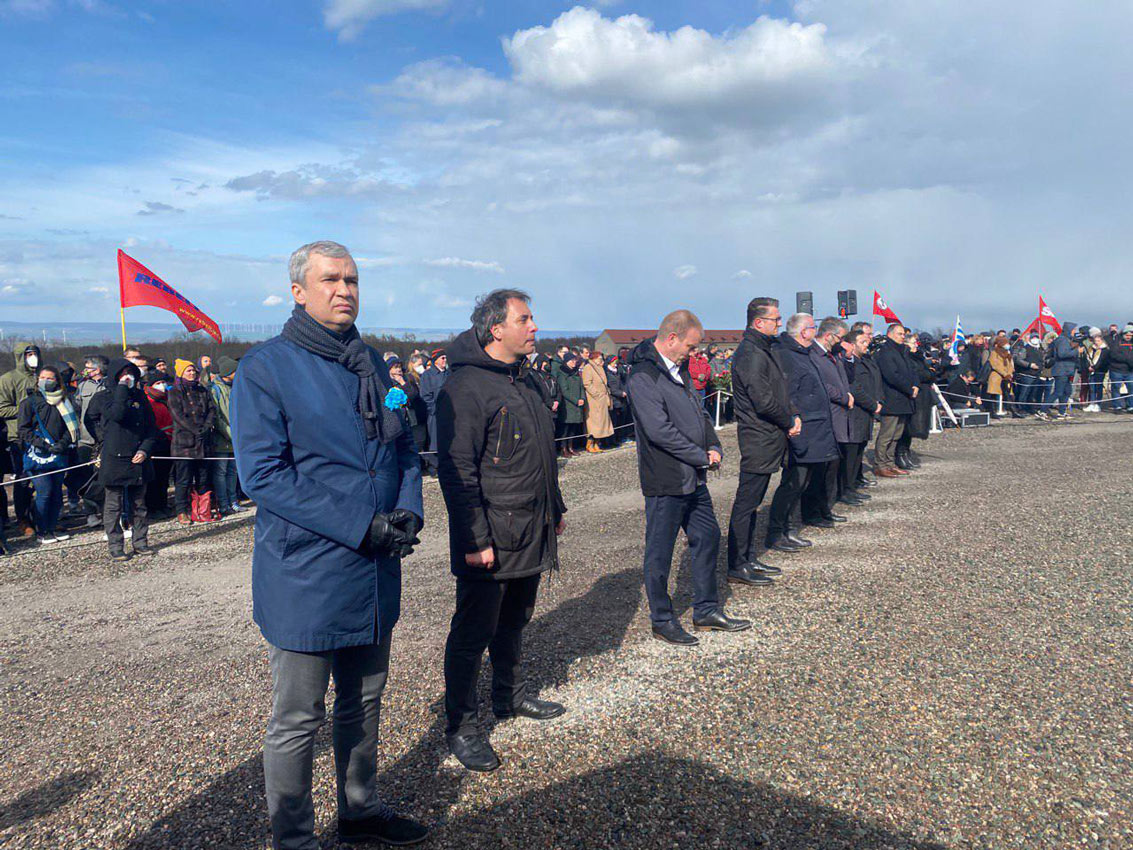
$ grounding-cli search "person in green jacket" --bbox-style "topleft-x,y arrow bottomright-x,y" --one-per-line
0,341 -> 42,537
555,352 -> 585,457
209,356 -> 244,515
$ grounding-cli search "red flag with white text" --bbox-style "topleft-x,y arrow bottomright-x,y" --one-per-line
117,250 -> 222,343
872,290 -> 902,325
1021,295 -> 1062,337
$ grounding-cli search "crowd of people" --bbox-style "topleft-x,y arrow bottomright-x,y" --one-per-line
3,236 -> 1128,848
0,345 -> 244,556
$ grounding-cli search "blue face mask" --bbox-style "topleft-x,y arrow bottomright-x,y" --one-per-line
38,379 -> 58,393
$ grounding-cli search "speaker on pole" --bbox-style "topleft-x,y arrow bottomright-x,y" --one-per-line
796,291 -> 813,315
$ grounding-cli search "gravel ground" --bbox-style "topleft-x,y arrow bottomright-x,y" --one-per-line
1,414 -> 1131,849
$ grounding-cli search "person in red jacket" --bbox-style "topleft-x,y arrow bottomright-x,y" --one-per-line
687,348 -> 711,401
142,372 -> 174,518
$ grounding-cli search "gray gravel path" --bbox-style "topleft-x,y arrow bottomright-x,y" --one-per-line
1,415 -> 1130,849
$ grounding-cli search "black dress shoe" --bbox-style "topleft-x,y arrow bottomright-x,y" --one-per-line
747,559 -> 782,576
651,620 -> 699,646
339,807 -> 429,846
895,455 -> 915,471
494,697 -> 565,721
765,536 -> 802,553
837,494 -> 866,507
847,489 -> 871,500
804,518 -> 835,529
447,733 -> 501,772
856,477 -> 878,488
692,610 -> 753,633
727,564 -> 774,586
784,532 -> 812,547
823,513 -> 848,523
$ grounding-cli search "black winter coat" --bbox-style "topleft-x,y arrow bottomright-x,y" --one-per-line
773,334 -> 838,464
907,352 -> 940,440
17,391 -> 74,454
809,343 -> 852,444
626,339 -> 721,496
87,359 -> 158,487
846,353 -> 882,444
1109,337 -> 1133,372
168,379 -> 215,459
436,330 -> 566,581
606,366 -> 628,411
875,338 -> 918,416
730,328 -> 793,474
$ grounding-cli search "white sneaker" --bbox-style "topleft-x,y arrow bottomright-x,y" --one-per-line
53,532 -> 71,542
36,536 -> 50,546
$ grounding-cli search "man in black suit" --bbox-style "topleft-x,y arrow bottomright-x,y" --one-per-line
726,297 -> 800,585
873,324 -> 919,478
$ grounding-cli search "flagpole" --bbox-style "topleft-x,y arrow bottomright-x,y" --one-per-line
120,306 -> 127,352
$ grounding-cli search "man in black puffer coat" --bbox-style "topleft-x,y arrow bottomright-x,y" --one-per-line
86,358 -> 158,560
726,297 -> 798,583
437,289 -> 568,773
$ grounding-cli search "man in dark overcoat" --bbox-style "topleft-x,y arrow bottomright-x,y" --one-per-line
231,240 -> 426,850
873,323 -> 919,478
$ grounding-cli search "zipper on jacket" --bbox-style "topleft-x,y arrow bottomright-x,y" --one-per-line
493,406 -> 509,463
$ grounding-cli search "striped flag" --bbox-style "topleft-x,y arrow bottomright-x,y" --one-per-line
948,315 -> 964,360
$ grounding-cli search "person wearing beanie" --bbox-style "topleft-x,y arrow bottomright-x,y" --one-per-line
0,342 -> 44,538
210,356 -> 242,515
418,349 -> 449,475
1108,324 -> 1133,413
16,364 -> 78,544
168,360 -> 217,523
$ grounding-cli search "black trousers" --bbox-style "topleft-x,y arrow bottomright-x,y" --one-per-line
642,484 -> 721,626
767,460 -> 822,539
726,471 -> 772,569
104,485 -> 148,555
173,458 -> 211,514
801,459 -> 836,522
840,441 -> 866,497
146,457 -> 173,513
443,574 -> 540,737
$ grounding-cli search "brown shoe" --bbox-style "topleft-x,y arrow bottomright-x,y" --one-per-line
875,467 -> 902,478
20,521 -> 36,538
893,467 -> 911,476
177,513 -> 192,526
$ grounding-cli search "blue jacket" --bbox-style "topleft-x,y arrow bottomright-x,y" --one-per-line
773,333 -> 839,464
1050,323 -> 1079,378
231,335 -> 422,652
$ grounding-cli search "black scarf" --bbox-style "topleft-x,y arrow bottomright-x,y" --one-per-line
281,305 -> 403,443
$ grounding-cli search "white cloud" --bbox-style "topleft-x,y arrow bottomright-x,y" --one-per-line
673,264 -> 697,280
262,294 -> 285,307
324,0 -> 449,40
732,270 -> 752,279
503,7 -> 837,111
87,285 -> 110,296
424,257 -> 505,273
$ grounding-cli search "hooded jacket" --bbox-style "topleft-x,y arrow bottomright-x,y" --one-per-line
1049,323 -> 1079,377
730,328 -> 793,474
1109,334 -> 1133,373
626,338 -> 721,496
0,342 -> 41,441
86,359 -> 158,488
773,333 -> 839,464
436,329 -> 566,581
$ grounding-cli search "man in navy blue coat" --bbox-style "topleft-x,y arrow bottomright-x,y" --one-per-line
232,241 -> 427,850
873,323 -> 919,477
765,313 -> 841,551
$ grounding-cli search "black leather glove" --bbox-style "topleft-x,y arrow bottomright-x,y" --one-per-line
388,509 -> 424,539
365,511 -> 419,559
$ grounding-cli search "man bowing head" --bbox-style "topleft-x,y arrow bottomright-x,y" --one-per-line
231,241 -> 427,849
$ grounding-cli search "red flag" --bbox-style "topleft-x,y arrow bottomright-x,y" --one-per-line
117,250 -> 222,343
1038,295 -> 1062,334
872,290 -> 902,325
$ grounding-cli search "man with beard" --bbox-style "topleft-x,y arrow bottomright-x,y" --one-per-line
726,297 -> 799,586
437,289 -> 567,773
231,240 -> 426,849
629,309 -> 751,646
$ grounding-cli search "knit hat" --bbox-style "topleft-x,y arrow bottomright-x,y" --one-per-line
174,358 -> 195,378
431,348 -> 446,359
215,355 -> 238,377
1124,323 -> 1133,334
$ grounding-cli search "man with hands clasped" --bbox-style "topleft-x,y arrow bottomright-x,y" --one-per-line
437,289 -> 568,773
231,241 -> 426,850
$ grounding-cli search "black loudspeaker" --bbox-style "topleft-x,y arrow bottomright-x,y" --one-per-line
796,291 -> 813,315
837,291 -> 848,318
846,289 -> 858,315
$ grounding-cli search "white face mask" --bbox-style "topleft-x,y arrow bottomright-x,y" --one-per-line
120,375 -> 136,389
414,365 -> 426,375
25,353 -> 38,369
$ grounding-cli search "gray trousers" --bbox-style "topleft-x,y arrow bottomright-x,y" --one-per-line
103,485 -> 148,554
873,415 -> 906,468
264,637 -> 391,850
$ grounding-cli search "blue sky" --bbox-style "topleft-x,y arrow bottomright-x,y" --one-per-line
2,0 -> 1131,334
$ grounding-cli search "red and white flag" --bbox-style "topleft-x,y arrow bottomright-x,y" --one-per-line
872,290 -> 902,325
1022,295 -> 1062,337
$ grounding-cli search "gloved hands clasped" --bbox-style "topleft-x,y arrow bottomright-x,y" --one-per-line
364,509 -> 424,558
